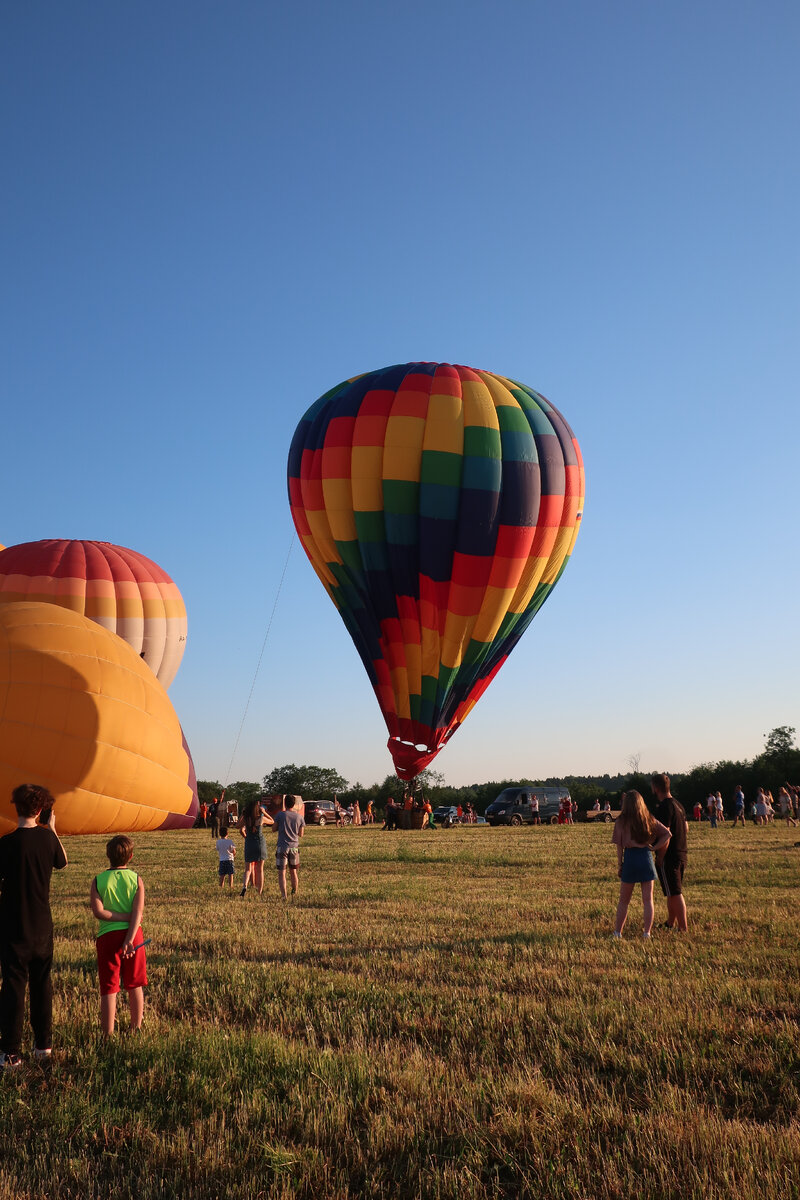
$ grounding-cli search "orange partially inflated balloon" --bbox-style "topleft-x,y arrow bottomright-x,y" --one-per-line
0,602 -> 198,835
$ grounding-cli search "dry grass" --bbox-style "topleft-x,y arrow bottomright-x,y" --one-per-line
1,821 -> 798,1198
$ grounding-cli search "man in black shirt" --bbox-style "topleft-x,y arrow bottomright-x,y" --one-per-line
650,772 -> 688,931
0,784 -> 68,1067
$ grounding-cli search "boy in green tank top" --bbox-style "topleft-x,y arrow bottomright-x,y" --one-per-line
89,836 -> 147,1035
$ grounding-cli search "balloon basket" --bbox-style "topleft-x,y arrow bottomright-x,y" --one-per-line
400,811 -> 428,830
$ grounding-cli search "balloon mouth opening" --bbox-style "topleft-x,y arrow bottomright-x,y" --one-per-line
387,736 -> 444,781
388,737 -> 437,755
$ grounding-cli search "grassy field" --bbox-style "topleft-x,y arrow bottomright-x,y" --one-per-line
2,819 -> 799,1199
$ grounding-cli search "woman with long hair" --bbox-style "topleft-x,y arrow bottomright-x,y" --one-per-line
239,800 -> 273,897
611,791 -> 671,939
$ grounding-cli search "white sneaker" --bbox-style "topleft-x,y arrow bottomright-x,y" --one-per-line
611,930 -> 622,939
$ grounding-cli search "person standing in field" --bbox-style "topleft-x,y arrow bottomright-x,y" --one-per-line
0,784 -> 68,1068
732,785 -> 746,827
89,835 -> 146,1036
650,773 -> 689,931
272,796 -> 304,900
216,824 -> 236,887
611,790 -> 671,939
239,801 -> 272,897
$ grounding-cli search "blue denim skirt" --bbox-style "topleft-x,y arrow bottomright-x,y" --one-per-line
621,847 -> 657,883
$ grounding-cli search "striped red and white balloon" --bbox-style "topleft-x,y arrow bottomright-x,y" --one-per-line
0,539 -> 187,688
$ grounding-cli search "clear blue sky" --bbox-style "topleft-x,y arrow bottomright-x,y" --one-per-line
4,1 -> 799,789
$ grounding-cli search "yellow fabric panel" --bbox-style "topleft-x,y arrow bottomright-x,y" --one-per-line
422,392 -> 464,454
461,376 -> 501,430
84,597 -> 123,620
304,511 -> 341,565
0,602 -> 193,835
382,416 -> 426,480
472,585 -> 517,643
351,446 -> 384,511
401,641 -> 421,694
475,372 -> 516,407
508,554 -> 553,615
420,625 -> 441,679
388,667 -> 411,720
541,526 -> 575,583
440,626 -> 471,671
321,477 -> 357,542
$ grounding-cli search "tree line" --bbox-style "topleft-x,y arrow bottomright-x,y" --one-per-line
197,727 -> 800,817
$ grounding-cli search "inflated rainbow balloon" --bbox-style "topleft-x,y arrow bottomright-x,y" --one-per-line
288,362 -> 585,780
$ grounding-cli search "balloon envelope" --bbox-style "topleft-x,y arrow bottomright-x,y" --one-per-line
0,602 -> 198,834
0,540 -> 187,687
288,362 -> 585,779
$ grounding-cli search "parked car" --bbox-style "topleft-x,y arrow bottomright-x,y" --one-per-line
433,805 -> 461,827
484,785 -> 572,826
303,799 -> 339,826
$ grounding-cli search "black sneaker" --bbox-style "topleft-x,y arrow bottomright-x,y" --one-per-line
240,887 -> 247,897
0,1053 -> 23,1069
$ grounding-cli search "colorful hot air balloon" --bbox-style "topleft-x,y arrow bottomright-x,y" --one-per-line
0,602 -> 198,834
288,362 -> 585,780
0,540 -> 187,688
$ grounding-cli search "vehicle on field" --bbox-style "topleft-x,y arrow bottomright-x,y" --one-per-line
584,806 -> 617,824
433,805 -> 462,827
303,799 -> 348,826
485,786 -> 572,826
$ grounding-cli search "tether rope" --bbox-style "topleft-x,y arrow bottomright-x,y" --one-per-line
223,534 -> 295,787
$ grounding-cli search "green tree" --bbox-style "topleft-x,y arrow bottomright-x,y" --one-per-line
197,780 -> 223,806
764,726 -> 797,758
225,781 -> 262,808
262,764 -> 348,800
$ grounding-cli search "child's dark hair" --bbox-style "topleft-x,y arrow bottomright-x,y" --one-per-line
220,824 -> 229,837
106,835 -> 134,868
11,783 -> 54,818
284,795 -> 296,809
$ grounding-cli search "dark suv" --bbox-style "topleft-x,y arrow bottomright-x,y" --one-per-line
303,800 -> 338,826
485,786 -> 571,826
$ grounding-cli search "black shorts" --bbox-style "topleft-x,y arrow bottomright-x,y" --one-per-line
657,857 -> 686,897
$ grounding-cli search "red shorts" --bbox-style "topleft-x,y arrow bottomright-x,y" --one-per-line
96,928 -> 148,995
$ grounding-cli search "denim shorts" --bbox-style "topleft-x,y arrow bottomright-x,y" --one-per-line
620,847 -> 657,883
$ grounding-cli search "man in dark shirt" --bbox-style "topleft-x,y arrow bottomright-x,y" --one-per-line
650,772 -> 688,931
0,784 -> 68,1067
